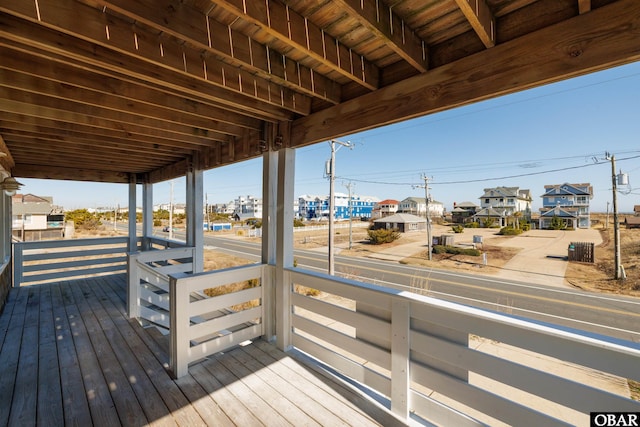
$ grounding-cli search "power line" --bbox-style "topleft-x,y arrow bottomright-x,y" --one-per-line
338,154 -> 640,187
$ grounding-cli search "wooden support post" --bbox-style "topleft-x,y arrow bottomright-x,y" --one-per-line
142,182 -> 153,250
127,252 -> 140,318
128,177 -> 137,252
262,148 -> 278,340
275,146 -> 295,351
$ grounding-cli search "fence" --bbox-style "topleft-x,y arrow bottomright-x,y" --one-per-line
13,237 -> 131,286
568,241 -> 595,263
287,268 -> 640,426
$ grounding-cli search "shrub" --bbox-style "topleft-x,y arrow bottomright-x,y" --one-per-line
464,222 -> 480,228
451,224 -> 464,233
293,218 -> 305,227
520,221 -> 531,231
367,228 -> 401,244
433,245 -> 481,256
498,226 -> 522,235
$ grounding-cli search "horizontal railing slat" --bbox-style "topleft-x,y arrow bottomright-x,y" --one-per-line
189,287 -> 262,317
189,306 -> 262,341
188,324 -> 262,365
23,264 -> 125,282
292,314 -> 391,369
23,255 -> 127,272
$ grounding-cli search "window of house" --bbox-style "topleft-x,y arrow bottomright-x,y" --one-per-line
24,214 -> 32,224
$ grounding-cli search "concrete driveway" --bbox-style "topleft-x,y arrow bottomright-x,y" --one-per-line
491,229 -> 603,287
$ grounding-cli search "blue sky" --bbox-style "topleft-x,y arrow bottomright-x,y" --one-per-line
19,61 -> 640,213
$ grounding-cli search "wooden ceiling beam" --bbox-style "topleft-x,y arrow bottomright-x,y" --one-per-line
453,0 -> 495,48
80,0 -> 341,104
211,0 -> 379,90
0,87 -> 228,144
0,66 -> 249,138
0,2 -> 310,117
12,163 -> 131,183
0,129 -> 185,161
0,115 -> 205,153
291,0 -> 640,145
331,0 -> 428,72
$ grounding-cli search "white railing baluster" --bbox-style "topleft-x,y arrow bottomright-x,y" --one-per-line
391,299 -> 410,420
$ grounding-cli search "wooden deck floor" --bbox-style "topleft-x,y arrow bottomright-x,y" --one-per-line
0,274 -> 399,427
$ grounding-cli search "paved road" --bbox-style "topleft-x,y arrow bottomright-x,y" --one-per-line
201,234 -> 640,344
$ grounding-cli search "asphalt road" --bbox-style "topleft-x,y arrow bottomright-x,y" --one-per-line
199,234 -> 640,344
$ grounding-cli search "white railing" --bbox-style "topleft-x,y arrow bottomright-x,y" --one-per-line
13,237 -> 131,286
128,246 -> 195,331
169,264 -> 265,378
288,269 -> 640,426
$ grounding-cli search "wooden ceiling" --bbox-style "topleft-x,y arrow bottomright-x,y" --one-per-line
0,0 -> 638,184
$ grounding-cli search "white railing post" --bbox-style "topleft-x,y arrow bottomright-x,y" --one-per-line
12,242 -> 23,287
127,252 -> 140,318
170,274 -> 189,378
391,299 -> 410,420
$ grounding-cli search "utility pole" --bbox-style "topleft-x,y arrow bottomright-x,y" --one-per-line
414,175 -> 433,260
327,139 -> 353,275
344,181 -> 355,250
169,180 -> 174,240
607,153 -> 625,280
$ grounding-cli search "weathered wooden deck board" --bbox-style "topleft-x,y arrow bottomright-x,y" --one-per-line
0,274 -> 389,427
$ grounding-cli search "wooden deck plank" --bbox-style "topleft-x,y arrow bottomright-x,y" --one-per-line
60,281 -> 122,427
9,286 -> 40,427
67,279 -> 149,426
77,279 -> 177,427
0,285 -> 18,350
50,282 -> 94,427
250,340 -> 395,427
214,346 -> 323,427
0,287 -> 30,427
231,344 -> 353,427
191,362 -> 262,426
94,275 -> 216,427
36,284 -> 64,427
200,355 -> 294,426
0,275 -> 393,427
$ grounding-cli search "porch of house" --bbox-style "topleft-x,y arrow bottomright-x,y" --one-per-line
0,273 -> 398,427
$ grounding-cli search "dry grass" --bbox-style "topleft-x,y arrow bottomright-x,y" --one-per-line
565,215 -> 640,297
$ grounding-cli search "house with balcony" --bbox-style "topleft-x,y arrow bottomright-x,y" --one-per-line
474,186 -> 532,226
451,201 -> 478,224
1,3 -> 639,427
398,196 -> 445,218
371,199 -> 399,219
539,183 -> 593,229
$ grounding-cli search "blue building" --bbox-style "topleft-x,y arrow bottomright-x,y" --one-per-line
298,193 -> 379,220
539,183 -> 593,229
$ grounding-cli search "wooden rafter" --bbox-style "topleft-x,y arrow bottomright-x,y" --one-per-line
453,0 -> 495,48
210,0 -> 380,90
291,1 -> 640,145
329,0 -> 428,72
0,0 -> 311,116
79,0 -> 342,104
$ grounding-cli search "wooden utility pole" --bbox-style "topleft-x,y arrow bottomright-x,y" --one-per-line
344,181 -> 355,250
608,153 -> 625,280
414,175 -> 433,260
327,139 -> 353,275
